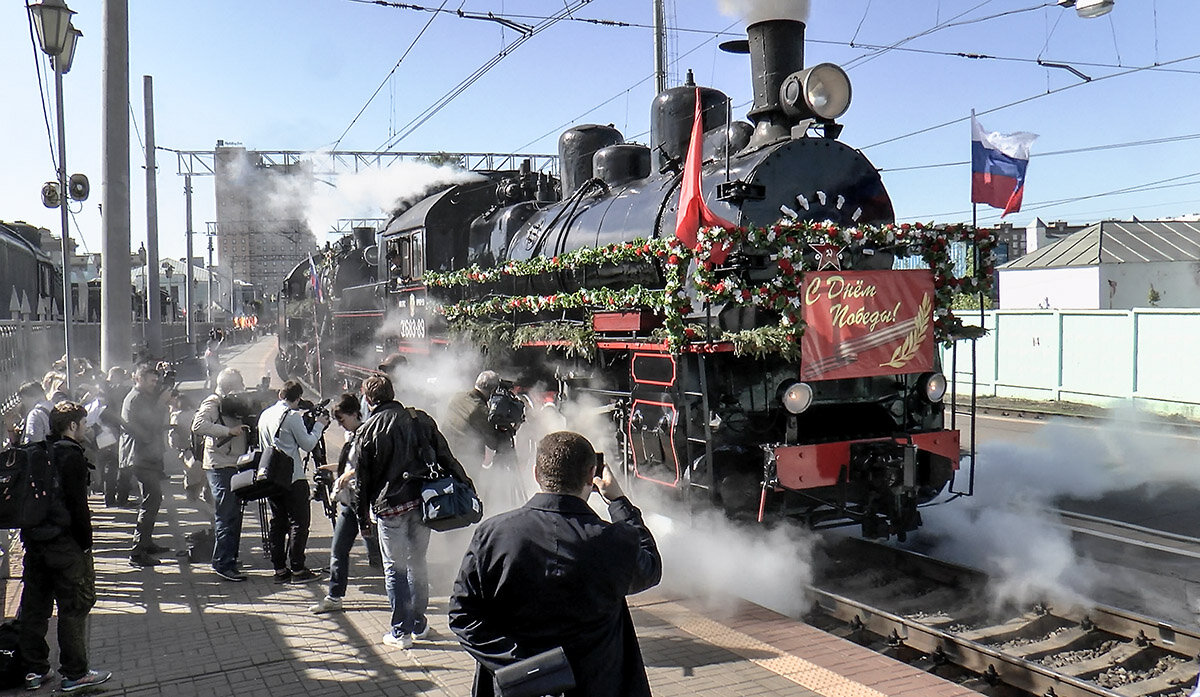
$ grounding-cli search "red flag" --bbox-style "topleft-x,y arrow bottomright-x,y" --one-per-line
674,88 -> 734,264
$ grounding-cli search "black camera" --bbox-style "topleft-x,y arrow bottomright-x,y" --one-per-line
486,380 -> 526,433
298,398 -> 331,424
220,392 -> 271,434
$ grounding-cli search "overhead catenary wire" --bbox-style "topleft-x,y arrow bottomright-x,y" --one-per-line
375,0 -> 593,152
331,0 -> 448,150
25,1 -> 57,175
881,132 -> 1200,173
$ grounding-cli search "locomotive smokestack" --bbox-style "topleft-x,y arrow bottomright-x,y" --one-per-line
745,19 -> 805,147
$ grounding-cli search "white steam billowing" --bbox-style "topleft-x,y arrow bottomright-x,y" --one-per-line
718,0 -> 810,24
922,407 -> 1200,614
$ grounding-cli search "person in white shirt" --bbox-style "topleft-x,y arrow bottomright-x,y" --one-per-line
257,380 -> 330,583
17,382 -> 51,445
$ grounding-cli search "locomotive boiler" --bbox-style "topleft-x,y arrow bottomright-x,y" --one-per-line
286,19 -> 987,539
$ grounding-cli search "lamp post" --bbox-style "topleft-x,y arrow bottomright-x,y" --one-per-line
1057,0 -> 1115,18
30,0 -> 80,391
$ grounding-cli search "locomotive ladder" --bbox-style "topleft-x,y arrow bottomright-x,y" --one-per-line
677,354 -> 715,496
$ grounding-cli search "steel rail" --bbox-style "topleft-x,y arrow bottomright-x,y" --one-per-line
1053,508 -> 1200,560
808,586 -> 1128,697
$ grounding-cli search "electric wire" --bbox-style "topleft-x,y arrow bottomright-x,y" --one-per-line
25,1 -> 57,175
880,132 -> 1200,173
331,0 -> 447,150
863,49 -> 1200,151
375,0 -> 592,152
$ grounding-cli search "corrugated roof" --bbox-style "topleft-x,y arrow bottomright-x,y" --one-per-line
999,220 -> 1200,269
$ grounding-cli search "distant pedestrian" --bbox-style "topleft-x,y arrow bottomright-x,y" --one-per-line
100,367 -> 133,507
17,381 -> 51,445
17,401 -> 113,692
121,364 -> 170,568
450,431 -> 662,697
204,330 -> 223,390
310,393 -> 382,614
356,375 -> 473,649
258,380 -> 329,584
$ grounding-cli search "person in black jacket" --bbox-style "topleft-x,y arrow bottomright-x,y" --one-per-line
355,375 -> 473,649
17,402 -> 112,692
449,431 -> 662,697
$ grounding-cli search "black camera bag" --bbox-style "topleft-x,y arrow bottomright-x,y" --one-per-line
493,646 -> 575,697
233,411 -> 295,501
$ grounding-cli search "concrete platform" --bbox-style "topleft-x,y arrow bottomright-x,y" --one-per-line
1,337 -> 980,696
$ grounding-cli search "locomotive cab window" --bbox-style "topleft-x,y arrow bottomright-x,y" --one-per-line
411,231 -> 425,278
385,237 -> 411,281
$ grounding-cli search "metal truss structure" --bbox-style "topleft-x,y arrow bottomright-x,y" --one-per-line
167,147 -> 557,179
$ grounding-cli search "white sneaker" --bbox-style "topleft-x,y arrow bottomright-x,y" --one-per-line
382,630 -> 413,649
309,596 -> 343,614
413,626 -> 432,641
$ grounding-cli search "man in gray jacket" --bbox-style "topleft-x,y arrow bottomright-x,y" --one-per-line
192,368 -> 252,582
121,364 -> 170,568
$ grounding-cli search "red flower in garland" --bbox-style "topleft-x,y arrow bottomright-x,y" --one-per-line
777,258 -> 794,275
740,289 -> 752,302
668,254 -> 680,265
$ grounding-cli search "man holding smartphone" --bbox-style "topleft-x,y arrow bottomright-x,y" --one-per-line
449,431 -> 662,697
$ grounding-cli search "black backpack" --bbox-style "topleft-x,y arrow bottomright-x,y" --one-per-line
0,621 -> 22,689
0,442 -> 62,532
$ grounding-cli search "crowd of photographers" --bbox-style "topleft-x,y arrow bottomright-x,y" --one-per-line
3,352 -> 663,696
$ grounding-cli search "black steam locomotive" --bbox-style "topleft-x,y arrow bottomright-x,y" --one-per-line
279,20 -> 989,539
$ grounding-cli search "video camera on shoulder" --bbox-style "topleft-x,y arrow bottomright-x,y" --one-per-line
156,361 -> 178,391
219,392 -> 271,433
486,379 -> 526,433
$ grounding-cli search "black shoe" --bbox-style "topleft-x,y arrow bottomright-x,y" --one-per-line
145,543 -> 172,555
273,569 -> 292,584
288,568 -> 322,584
214,567 -> 248,582
129,553 -> 161,568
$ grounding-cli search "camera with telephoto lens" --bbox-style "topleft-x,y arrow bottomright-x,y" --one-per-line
486,380 -> 526,433
219,391 -> 272,435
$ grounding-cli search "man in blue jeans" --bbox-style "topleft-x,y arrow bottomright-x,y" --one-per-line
310,393 -> 381,613
355,375 -> 473,649
192,368 -> 252,581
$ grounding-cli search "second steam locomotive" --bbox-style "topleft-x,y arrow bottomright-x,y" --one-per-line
279,19 -> 989,539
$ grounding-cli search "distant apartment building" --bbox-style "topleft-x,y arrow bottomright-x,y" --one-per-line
214,143 -> 318,298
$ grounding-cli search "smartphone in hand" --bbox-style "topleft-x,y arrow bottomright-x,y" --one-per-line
594,452 -> 605,478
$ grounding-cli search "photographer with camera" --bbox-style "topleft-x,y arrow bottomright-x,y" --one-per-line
191,368 -> 252,582
310,393 -> 382,615
444,371 -> 525,465
258,381 -> 330,584
449,432 -> 661,697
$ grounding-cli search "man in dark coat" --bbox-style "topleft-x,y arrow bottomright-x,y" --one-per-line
449,431 -> 662,697
120,364 -> 169,567
18,401 -> 112,692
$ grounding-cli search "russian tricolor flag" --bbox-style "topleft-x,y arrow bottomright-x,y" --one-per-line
971,113 -> 1037,217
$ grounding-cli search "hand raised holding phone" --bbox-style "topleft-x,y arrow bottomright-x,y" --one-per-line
593,451 -> 624,502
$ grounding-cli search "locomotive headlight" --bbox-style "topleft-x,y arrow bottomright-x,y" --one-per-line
780,381 -> 814,414
917,372 -> 948,403
780,63 -> 852,121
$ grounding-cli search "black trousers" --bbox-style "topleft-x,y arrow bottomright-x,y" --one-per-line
267,480 -> 311,572
131,467 -> 164,553
17,535 -> 96,680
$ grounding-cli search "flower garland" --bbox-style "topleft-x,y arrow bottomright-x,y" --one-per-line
426,222 -> 996,354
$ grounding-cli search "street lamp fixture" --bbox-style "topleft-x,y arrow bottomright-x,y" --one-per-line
59,25 -> 82,74
30,0 -> 80,391
28,0 -> 75,57
1057,0 -> 1115,19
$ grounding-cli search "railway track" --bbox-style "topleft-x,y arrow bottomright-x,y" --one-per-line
809,537 -> 1200,697
1053,509 -> 1200,561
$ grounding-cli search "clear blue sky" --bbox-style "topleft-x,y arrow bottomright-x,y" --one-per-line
3,0 -> 1198,264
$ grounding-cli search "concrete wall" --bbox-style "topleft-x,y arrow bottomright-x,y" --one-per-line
998,266 -> 1099,309
1100,261 -> 1200,309
946,308 -> 1200,419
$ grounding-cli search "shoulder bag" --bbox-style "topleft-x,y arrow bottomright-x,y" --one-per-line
232,410 -> 295,501
419,468 -> 483,531
493,646 -> 575,697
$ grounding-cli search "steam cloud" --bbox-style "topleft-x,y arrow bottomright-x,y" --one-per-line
718,0 -> 810,24
921,406 -> 1200,615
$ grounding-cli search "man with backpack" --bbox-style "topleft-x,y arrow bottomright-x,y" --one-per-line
356,375 -> 474,649
17,401 -> 112,692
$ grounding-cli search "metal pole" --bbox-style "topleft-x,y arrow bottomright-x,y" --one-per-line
652,0 -> 668,94
100,0 -> 131,370
184,174 -> 195,352
207,233 -> 215,323
54,57 -> 73,392
143,75 -> 162,357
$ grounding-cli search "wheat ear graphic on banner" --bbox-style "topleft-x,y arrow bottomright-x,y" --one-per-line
881,293 -> 931,369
